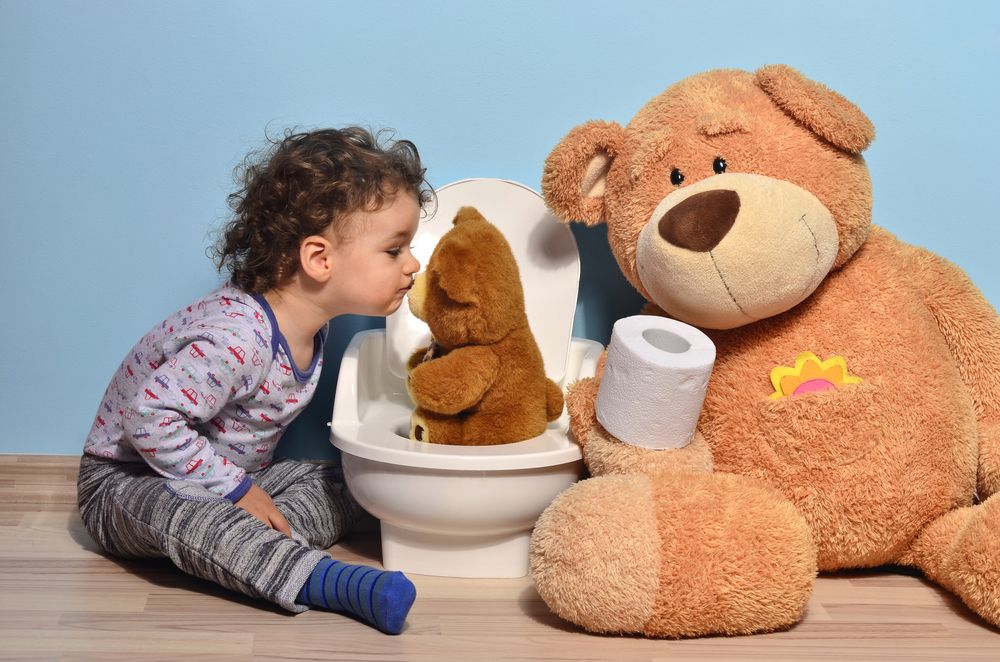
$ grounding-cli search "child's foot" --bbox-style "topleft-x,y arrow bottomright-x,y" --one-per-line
297,558 -> 416,634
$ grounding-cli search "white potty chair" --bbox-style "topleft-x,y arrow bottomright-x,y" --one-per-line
330,179 -> 601,578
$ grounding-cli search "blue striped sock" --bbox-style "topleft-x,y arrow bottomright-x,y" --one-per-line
296,558 -> 416,634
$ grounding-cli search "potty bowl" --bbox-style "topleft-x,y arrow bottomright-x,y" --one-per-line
330,179 -> 602,578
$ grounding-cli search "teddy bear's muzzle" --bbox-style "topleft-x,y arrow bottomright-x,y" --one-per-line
636,173 -> 839,330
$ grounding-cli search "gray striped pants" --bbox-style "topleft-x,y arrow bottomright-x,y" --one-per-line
77,454 -> 362,612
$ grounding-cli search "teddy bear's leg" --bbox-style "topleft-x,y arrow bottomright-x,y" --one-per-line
530,471 -> 816,637
409,410 -> 464,445
900,493 -> 1000,628
545,378 -> 565,422
460,409 -> 547,446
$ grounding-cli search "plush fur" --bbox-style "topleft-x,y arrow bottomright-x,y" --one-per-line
406,206 -> 564,445
530,65 -> 1000,637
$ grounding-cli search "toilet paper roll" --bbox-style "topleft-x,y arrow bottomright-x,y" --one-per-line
595,315 -> 716,449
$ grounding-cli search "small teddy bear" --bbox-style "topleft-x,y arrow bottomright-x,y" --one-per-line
405,206 -> 564,445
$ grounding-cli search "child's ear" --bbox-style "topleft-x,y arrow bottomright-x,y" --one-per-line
299,235 -> 335,282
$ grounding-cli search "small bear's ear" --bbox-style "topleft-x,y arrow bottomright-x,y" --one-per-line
755,64 -> 874,154
452,205 -> 486,226
542,120 -> 626,226
433,232 -> 480,305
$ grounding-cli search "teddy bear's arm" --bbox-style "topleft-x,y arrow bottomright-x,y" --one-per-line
406,347 -> 428,372
911,247 -> 1000,498
565,351 -> 714,476
566,377 -> 600,447
406,346 -> 500,415
564,352 -> 608,446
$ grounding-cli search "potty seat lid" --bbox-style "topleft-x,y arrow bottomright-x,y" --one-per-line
385,178 -> 580,383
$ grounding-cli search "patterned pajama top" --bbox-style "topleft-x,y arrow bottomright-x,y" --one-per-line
84,285 -> 326,501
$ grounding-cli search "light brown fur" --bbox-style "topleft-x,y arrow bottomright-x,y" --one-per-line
530,65 -> 1000,637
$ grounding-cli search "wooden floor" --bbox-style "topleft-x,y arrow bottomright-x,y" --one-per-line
1,456 -> 998,661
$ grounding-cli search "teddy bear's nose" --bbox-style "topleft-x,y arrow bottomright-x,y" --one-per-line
658,189 -> 740,252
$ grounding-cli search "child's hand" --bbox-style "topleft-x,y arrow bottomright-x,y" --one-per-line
235,483 -> 291,536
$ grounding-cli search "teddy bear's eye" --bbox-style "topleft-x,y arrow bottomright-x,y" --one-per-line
713,157 -> 727,174
669,168 -> 685,186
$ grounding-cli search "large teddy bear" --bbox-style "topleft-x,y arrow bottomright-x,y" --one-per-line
529,65 -> 1000,637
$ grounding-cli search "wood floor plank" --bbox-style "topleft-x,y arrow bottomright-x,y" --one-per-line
1,454 -> 998,661
0,628 -> 253,658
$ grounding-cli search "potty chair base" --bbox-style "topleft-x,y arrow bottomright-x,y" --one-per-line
338,431 -> 588,578
381,524 -> 531,578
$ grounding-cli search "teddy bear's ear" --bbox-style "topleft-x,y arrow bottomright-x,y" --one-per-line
755,64 -> 875,154
542,120 -> 626,226
452,206 -> 486,226
433,233 -> 481,305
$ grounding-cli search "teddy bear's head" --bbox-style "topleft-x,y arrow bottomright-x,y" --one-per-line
543,65 -> 875,330
408,206 -> 527,348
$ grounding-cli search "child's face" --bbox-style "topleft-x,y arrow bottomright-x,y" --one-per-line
326,192 -> 421,317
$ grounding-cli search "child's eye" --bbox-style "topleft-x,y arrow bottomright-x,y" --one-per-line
386,247 -> 402,257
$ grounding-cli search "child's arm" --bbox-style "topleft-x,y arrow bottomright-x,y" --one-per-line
233,482 -> 291,535
407,346 -> 500,414
121,330 -> 264,502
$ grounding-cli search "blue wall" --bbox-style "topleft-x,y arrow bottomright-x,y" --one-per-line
2,0 -> 998,456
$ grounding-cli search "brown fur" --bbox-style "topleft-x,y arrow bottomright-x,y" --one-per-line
529,66 -> 1000,636
406,207 -> 564,445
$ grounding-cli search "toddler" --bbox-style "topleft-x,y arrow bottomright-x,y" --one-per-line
78,127 -> 428,634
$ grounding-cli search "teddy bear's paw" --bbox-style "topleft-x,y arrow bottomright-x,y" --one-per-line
530,472 -> 816,637
582,426 -> 713,478
935,494 -> 1000,628
531,474 -> 661,634
409,413 -> 430,442
408,410 -> 467,444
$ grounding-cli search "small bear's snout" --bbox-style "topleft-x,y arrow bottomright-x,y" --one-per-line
658,189 -> 741,252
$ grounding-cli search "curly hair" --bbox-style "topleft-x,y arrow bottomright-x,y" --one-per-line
212,126 -> 432,293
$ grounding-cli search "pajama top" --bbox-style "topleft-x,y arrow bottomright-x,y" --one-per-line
84,284 -> 326,501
